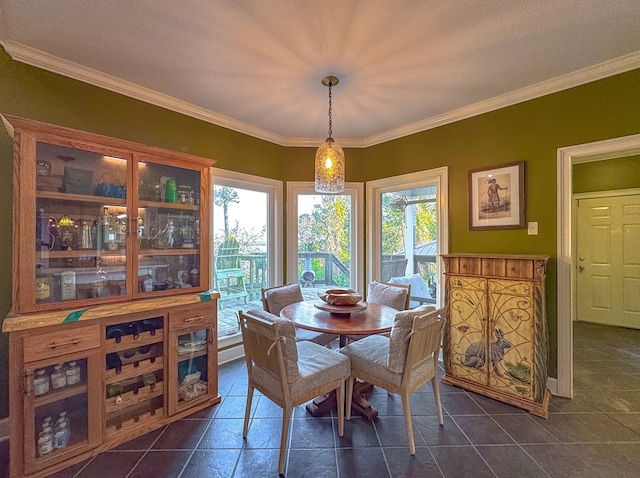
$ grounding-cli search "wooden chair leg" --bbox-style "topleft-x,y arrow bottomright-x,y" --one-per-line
337,379 -> 345,436
278,407 -> 292,476
400,392 -> 415,455
243,384 -> 254,438
431,375 -> 444,425
345,376 -> 354,420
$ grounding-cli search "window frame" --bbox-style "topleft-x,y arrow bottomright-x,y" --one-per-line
285,181 -> 365,294
366,167 -> 449,304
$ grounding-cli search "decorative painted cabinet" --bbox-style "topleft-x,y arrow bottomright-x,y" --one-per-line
441,254 -> 550,418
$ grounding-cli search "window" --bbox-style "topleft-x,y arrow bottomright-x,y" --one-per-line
286,182 -> 364,294
366,168 -> 448,305
211,168 -> 283,339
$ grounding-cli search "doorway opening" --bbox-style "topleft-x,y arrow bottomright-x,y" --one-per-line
556,133 -> 640,397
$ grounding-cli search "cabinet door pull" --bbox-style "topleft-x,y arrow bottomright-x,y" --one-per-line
48,339 -> 80,350
183,315 -> 204,323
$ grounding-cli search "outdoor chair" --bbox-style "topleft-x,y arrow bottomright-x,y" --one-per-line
390,273 -> 436,308
340,306 -> 444,454
239,309 -> 350,476
261,283 -> 338,346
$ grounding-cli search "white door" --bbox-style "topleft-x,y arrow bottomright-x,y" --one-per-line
576,193 -> 640,328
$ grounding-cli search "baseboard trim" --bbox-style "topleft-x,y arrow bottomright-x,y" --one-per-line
546,376 -> 558,396
219,342 -> 244,365
0,417 -> 9,442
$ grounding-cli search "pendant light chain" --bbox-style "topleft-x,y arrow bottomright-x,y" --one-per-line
327,81 -> 333,139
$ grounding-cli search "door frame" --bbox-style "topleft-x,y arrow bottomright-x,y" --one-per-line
556,133 -> 640,398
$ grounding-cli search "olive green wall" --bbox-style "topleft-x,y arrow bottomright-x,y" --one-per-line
573,156 -> 640,193
362,69 -> 640,381
1,43 -> 639,419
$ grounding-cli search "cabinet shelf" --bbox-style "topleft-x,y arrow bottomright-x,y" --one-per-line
138,200 -> 199,211
105,356 -> 164,383
105,331 -> 163,354
36,190 -> 127,206
105,405 -> 164,438
33,384 -> 88,407
105,385 -> 164,415
139,248 -> 200,256
178,348 -> 207,360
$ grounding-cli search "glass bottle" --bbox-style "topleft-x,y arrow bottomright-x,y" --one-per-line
65,361 -> 81,385
99,207 -> 110,250
36,207 -> 51,251
181,218 -> 194,248
115,216 -> 127,249
50,364 -> 67,390
33,368 -> 50,396
35,264 -> 51,305
38,426 -> 54,456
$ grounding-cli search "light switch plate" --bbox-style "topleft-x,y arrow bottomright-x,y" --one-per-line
527,221 -> 539,235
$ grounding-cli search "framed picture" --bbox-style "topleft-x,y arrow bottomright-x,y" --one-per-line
468,161 -> 525,230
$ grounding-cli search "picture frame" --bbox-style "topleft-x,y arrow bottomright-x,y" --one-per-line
468,161 -> 525,230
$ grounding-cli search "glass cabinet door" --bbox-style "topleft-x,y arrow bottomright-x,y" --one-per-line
136,160 -> 202,296
33,141 -> 130,311
24,353 -> 100,475
168,325 -> 216,415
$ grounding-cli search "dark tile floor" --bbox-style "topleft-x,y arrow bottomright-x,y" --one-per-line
2,321 -> 640,477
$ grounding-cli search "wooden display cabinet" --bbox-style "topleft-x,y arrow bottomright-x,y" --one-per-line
3,115 -> 213,314
4,292 -> 221,478
441,253 -> 550,418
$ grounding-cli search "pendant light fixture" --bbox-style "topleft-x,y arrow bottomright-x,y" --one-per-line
315,75 -> 345,193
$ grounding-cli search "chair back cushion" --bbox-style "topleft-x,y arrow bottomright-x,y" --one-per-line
263,284 -> 304,315
388,305 -> 436,373
367,281 -> 410,311
390,274 -> 432,308
244,309 -> 300,382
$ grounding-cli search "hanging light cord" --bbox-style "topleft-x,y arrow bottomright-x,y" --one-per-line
327,81 -> 333,140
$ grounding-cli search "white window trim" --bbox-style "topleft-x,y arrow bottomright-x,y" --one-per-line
366,167 -> 449,303
211,167 -> 284,288
285,182 -> 365,293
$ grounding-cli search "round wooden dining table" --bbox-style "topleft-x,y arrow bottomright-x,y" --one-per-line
280,300 -> 398,347
280,300 -> 399,420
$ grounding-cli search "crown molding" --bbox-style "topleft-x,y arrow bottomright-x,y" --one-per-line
3,41 -> 639,149
1,40 -> 290,145
363,51 -> 640,147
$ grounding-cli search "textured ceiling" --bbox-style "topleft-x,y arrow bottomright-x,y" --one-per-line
1,0 -> 639,147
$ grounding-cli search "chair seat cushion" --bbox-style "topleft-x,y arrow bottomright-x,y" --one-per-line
340,335 -> 403,387
340,334 -> 435,389
253,340 -> 350,403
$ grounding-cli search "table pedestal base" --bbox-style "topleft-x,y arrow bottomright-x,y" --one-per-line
305,381 -> 378,421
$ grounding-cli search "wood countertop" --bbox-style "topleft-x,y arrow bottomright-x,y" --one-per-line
2,290 -> 220,333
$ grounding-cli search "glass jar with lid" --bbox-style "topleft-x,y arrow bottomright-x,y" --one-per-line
50,364 -> 67,390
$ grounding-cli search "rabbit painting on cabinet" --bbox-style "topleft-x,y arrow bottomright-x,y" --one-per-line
463,328 -> 512,376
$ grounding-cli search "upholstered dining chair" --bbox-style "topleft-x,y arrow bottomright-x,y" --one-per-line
261,283 -> 338,346
344,281 -> 412,344
367,280 -> 411,310
239,309 -> 350,476
340,306 -> 445,455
